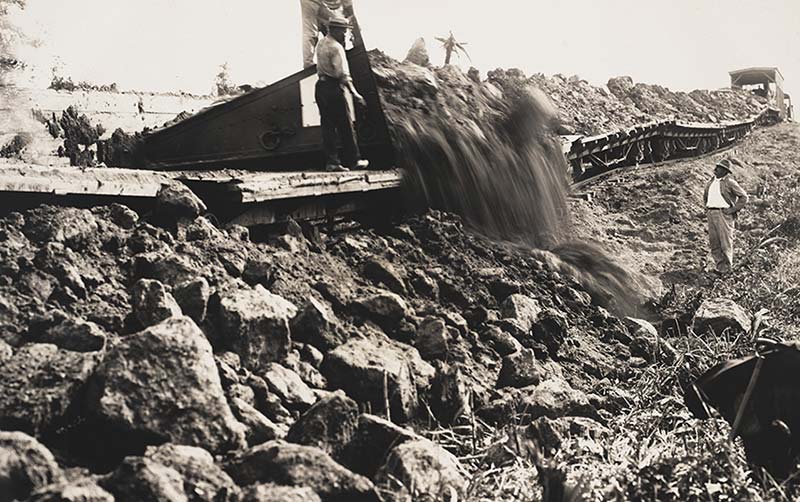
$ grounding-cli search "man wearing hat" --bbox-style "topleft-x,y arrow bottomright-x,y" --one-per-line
703,157 -> 749,273
314,15 -> 369,172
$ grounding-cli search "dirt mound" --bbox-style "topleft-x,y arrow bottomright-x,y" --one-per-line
484,69 -> 766,136
607,76 -> 766,124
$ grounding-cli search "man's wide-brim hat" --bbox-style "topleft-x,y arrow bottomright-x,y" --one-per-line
716,158 -> 736,173
327,16 -> 351,30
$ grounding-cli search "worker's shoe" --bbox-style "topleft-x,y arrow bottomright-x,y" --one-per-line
354,159 -> 370,170
325,163 -> 350,172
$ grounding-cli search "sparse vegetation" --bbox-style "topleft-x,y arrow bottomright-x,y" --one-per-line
436,31 -> 470,65
214,62 -> 241,96
48,74 -> 118,92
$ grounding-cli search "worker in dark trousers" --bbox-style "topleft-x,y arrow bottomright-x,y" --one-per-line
314,16 -> 369,172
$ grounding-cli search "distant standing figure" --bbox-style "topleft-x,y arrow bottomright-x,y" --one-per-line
315,16 -> 369,172
703,158 -> 749,273
301,0 -> 360,69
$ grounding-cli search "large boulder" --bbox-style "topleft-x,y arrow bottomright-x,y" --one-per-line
404,37 -> 430,66
500,294 -> 541,331
287,391 -> 359,457
230,397 -> 286,444
625,317 -> 677,363
480,376 -> 596,424
241,484 -> 321,502
0,343 -> 100,434
517,377 -> 595,420
144,443 -> 240,501
26,310 -> 107,352
497,349 -> 542,388
414,317 -> 450,360
355,290 -> 412,326
0,431 -> 64,502
532,309 -> 568,357
264,363 -> 317,412
131,278 -> 182,328
339,414 -> 420,477
362,258 -> 407,295
100,457 -> 187,502
322,336 -> 424,421
481,325 -> 522,356
374,439 -> 466,502
224,440 -> 381,502
693,298 -> 751,336
217,285 -> 297,371
27,477 -> 114,502
23,207 -> 98,248
155,182 -> 206,222
290,296 -> 345,352
134,253 -> 200,288
88,316 -> 246,455
172,278 -> 211,323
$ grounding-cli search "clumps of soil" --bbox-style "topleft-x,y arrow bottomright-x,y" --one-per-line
96,128 -> 144,167
44,106 -> 105,167
0,132 -> 30,159
43,106 -> 144,167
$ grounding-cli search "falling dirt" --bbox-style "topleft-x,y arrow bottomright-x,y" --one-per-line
372,53 -> 651,316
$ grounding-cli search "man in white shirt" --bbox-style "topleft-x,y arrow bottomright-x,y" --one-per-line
703,158 -> 749,273
314,16 -> 369,172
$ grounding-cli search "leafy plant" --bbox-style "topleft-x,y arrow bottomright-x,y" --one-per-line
436,31 -> 471,65
214,62 -> 239,96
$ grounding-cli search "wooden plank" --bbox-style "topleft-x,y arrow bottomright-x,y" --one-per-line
234,169 -> 403,203
0,164 -> 402,203
0,163 -> 171,197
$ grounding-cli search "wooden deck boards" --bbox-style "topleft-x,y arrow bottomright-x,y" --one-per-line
0,162 -> 402,202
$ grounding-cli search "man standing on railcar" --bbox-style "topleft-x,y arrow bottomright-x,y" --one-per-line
704,157 -> 749,274
314,16 -> 370,172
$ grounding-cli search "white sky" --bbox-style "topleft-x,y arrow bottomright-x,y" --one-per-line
8,0 -> 800,102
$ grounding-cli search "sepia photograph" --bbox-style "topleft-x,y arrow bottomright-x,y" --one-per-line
0,1 -> 798,500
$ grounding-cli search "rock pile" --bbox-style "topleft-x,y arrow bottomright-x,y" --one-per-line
486,67 -> 766,135
0,192 -> 711,499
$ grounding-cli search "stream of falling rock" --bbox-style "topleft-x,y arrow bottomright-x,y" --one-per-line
392,89 -> 649,316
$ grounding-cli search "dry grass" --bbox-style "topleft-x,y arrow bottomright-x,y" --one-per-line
454,319 -> 800,501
